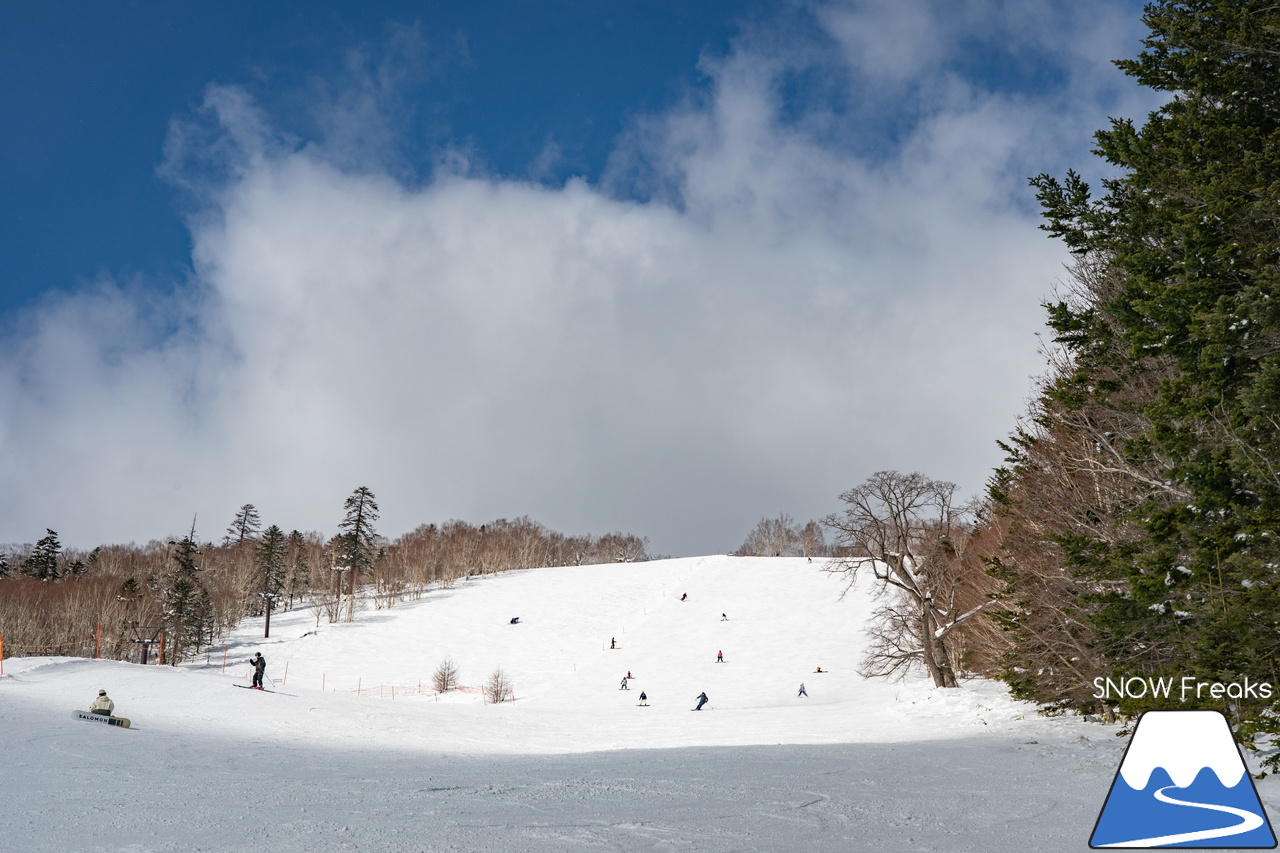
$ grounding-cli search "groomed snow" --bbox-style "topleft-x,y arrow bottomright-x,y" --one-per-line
2,556 -> 1275,851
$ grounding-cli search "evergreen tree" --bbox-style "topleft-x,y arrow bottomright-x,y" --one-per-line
161,531 -> 213,662
285,529 -> 310,609
1000,0 -> 1280,742
337,486 -> 381,600
256,525 -> 287,637
20,529 -> 62,581
224,504 -> 262,546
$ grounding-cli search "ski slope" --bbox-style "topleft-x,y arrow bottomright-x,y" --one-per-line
2,556 -> 1276,851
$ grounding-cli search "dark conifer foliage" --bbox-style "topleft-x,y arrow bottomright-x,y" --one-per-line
20,529 -> 63,581
224,504 -> 262,547
161,530 -> 214,661
993,0 -> 1280,743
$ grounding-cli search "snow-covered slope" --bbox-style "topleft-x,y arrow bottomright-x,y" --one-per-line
2,556 -> 1275,852
2,557 -> 1029,754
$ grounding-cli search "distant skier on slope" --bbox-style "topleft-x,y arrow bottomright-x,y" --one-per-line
694,692 -> 709,711
509,617 -> 520,624
250,652 -> 266,689
639,692 -> 648,706
798,683 -> 808,698
610,637 -> 616,649
680,593 -> 687,601
716,650 -> 723,663
620,677 -> 629,690
721,613 -> 728,621
88,689 -> 115,716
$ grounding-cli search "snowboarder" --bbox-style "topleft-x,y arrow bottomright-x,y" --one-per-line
815,666 -> 824,673
716,650 -> 723,663
250,652 -> 266,689
610,637 -> 616,649
509,617 -> 520,624
639,691 -> 648,705
620,677 -> 629,690
721,613 -> 728,621
88,689 -> 114,717
798,683 -> 808,698
680,593 -> 687,601
694,691 -> 709,711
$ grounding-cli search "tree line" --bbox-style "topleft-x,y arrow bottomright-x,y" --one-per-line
0,487 -> 649,664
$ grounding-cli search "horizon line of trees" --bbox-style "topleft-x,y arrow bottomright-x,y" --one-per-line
0,490 -> 651,665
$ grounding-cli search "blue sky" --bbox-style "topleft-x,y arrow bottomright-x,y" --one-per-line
2,1 -> 772,314
1,1 -> 1153,555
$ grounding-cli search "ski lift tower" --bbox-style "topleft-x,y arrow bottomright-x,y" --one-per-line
130,625 -> 165,665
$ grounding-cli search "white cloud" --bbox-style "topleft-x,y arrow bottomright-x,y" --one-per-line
0,1 -> 1155,555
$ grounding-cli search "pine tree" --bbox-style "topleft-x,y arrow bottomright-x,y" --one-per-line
161,530 -> 213,662
20,529 -> 62,581
224,504 -> 262,546
1002,0 -> 1280,738
257,525 -> 287,637
337,487 -> 381,606
285,530 -> 310,610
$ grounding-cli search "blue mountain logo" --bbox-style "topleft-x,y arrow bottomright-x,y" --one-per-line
1091,710 -> 1276,848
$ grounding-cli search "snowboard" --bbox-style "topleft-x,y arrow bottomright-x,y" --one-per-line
74,710 -> 130,728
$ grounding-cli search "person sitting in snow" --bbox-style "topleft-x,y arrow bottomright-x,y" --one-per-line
89,689 -> 115,717
250,652 -> 267,689
815,666 -> 824,673
509,617 -> 520,624
694,691 -> 709,711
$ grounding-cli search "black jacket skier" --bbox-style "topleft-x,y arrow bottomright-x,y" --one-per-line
694,692 -> 709,711
250,652 -> 266,689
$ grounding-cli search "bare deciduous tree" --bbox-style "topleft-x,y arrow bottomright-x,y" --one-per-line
824,471 -> 996,688
432,656 -> 460,693
484,666 -> 513,704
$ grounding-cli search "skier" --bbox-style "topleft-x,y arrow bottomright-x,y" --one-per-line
610,637 -> 616,649
798,683 -> 808,698
88,689 -> 115,717
626,671 -> 632,680
620,677 -> 629,690
721,613 -> 728,621
680,593 -> 687,601
694,691 -> 709,711
250,652 -> 266,689
639,691 -> 648,706
716,650 -> 724,663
